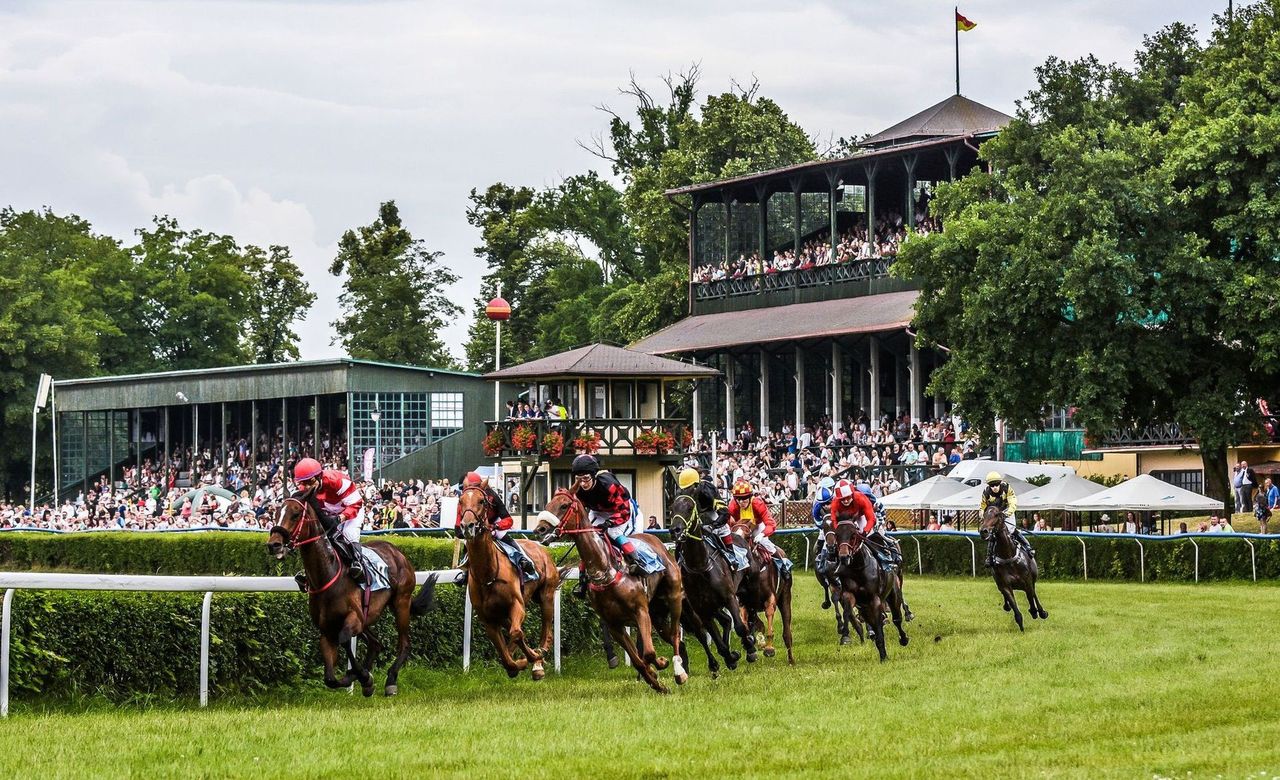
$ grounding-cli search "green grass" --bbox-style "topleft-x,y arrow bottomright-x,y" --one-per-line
1,577 -> 1277,779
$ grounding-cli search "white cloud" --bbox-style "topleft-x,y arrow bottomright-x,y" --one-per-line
0,0 -> 1219,366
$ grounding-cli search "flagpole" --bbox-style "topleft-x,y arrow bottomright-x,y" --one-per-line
955,6 -> 960,95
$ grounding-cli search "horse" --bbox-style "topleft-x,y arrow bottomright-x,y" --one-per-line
731,521 -> 795,665
456,485 -> 561,680
537,488 -> 687,694
668,493 -> 755,677
828,514 -> 908,662
815,521 -> 866,646
980,505 -> 1048,630
267,492 -> 437,696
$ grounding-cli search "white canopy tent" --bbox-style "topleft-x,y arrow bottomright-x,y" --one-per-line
879,475 -> 968,510
1017,475 -> 1108,511
1062,474 -> 1221,512
927,474 -> 1037,511
947,459 -> 1075,484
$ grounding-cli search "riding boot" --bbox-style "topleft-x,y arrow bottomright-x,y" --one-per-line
1013,529 -> 1036,558
519,553 -> 538,580
454,552 -> 469,586
573,564 -> 588,598
294,572 -> 308,593
331,531 -> 366,583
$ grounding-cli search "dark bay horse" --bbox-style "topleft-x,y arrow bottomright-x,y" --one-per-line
267,492 -> 437,696
980,505 -> 1048,631
537,489 -> 686,694
829,515 -> 908,662
731,521 -> 795,664
816,519 -> 865,646
668,494 -> 755,677
457,486 -> 561,680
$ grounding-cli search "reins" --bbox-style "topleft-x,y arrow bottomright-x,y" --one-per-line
279,496 -> 344,595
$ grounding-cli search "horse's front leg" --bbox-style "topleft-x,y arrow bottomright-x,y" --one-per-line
483,622 -> 528,678
319,634 -> 346,689
341,616 -> 374,697
762,594 -> 778,658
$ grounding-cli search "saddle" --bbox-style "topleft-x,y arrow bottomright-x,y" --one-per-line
493,536 -> 538,582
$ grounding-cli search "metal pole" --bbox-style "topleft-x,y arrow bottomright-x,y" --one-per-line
51,386 -> 58,504
1189,538 -> 1199,583
29,407 -> 38,515
494,281 -> 503,423
462,586 -> 473,672
966,535 -> 976,577
1080,537 -> 1088,580
1244,538 -> 1256,581
1136,539 -> 1145,583
803,534 -> 811,571
913,536 -> 923,575
553,585 -> 562,674
1,589 -> 12,717
199,591 -> 212,707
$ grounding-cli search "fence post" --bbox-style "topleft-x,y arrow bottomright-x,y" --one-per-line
199,591 -> 213,707
553,585 -> 562,674
462,586 -> 473,672
1079,537 -> 1088,580
803,534 -> 812,571
966,535 -> 976,577
1,589 -> 12,718
1244,538 -> 1256,582
1134,540 -> 1144,583
1188,538 -> 1199,583
912,536 -> 923,575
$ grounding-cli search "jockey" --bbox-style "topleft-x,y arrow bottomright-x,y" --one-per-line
570,454 -> 663,577
728,480 -> 792,573
830,479 -> 877,544
677,466 -> 747,571
292,458 -> 365,592
811,476 -> 837,570
456,472 -> 537,584
980,471 -> 1034,567
856,481 -> 903,566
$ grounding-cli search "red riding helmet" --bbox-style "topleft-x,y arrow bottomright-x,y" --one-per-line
731,479 -> 753,499
462,472 -> 485,488
293,458 -> 323,482
835,480 -> 857,506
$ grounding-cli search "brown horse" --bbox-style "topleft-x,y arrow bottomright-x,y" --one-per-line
267,492 -> 437,696
456,485 -> 561,680
829,515 -> 908,662
980,505 -> 1048,631
537,488 -> 687,694
731,521 -> 795,664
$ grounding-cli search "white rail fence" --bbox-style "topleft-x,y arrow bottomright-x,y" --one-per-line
0,569 -> 570,717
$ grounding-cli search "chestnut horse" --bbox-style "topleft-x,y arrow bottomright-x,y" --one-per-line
537,488 -> 687,694
828,514 -> 908,662
980,505 -> 1048,631
267,492 -> 437,696
456,485 -> 561,680
731,521 -> 795,664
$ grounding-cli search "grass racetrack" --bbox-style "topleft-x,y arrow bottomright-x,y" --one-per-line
1,576 -> 1277,779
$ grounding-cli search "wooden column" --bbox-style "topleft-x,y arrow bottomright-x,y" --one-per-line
758,349 -> 771,435
869,337 -> 881,430
794,348 -> 806,432
831,342 -> 844,431
903,154 -> 918,230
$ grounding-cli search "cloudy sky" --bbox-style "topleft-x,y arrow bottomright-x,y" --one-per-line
0,0 -> 1220,365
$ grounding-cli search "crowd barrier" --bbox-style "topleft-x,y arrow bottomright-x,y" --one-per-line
0,567 -> 577,718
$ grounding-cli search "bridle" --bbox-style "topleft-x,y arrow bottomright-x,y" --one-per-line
457,485 -> 496,537
274,495 -> 343,594
828,506 -> 866,558
546,488 -> 624,590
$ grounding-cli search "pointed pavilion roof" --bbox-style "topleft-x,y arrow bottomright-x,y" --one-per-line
484,343 -> 720,381
861,94 -> 1012,148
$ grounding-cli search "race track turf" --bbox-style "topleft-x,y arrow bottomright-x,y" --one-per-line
0,577 -> 1277,779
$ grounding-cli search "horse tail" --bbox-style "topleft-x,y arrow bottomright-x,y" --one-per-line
410,573 -> 439,617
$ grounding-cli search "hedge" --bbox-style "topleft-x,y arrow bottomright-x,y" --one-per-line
3,580 -> 603,702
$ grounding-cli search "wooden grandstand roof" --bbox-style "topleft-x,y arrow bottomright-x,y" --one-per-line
484,343 -> 721,381
861,94 -> 1012,148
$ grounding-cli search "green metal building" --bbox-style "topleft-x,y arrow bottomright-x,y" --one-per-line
52,359 -> 493,497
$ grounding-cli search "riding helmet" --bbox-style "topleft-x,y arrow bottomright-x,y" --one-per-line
855,481 -> 875,497
571,454 -> 600,476
678,467 -> 700,489
293,458 -> 323,482
985,470 -> 1003,485
731,479 -> 753,499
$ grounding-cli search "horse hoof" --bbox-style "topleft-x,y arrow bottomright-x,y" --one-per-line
821,601 -> 831,610
532,669 -> 545,681
361,685 -> 375,698
899,636 -> 909,647
710,669 -> 719,679
1040,610 -> 1049,619
763,647 -> 776,658
905,611 -> 915,622
1003,603 -> 1011,612
608,656 -> 621,670
654,657 -> 669,670
655,685 -> 670,695
384,685 -> 398,697
746,652 -> 758,663
675,673 -> 688,685
839,635 -> 851,646
506,667 -> 521,679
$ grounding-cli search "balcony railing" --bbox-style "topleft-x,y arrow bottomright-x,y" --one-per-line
483,419 -> 693,460
1093,423 -> 1196,449
692,257 -> 894,301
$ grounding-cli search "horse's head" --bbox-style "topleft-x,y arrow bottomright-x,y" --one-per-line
979,505 -> 1005,540
266,492 -> 317,559
535,488 -> 587,544
832,512 -> 864,567
456,485 -> 495,540
668,493 -> 696,543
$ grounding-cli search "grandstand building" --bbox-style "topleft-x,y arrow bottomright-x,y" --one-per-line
52,359 -> 492,498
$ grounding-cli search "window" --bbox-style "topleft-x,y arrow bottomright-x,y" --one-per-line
1150,469 -> 1203,495
611,381 -> 634,419
587,383 -> 607,419
430,392 -> 464,440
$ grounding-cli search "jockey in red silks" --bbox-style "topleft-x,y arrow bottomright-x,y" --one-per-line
292,458 -> 366,590
830,479 -> 877,540
727,480 -> 791,572
565,454 -> 664,588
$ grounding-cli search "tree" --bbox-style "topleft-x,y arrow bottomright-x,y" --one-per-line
0,209 -> 120,498
329,201 -> 460,367
894,16 -> 1280,513
133,217 -> 255,370
242,245 -> 315,363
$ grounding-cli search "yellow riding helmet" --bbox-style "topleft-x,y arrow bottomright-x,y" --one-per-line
678,468 -> 700,489
732,480 -> 753,498
985,470 -> 1003,485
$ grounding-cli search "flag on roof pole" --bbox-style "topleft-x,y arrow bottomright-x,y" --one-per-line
956,10 -> 977,31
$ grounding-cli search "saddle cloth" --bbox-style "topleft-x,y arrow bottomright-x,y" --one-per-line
359,547 -> 392,591
495,537 -> 538,581
612,535 -> 666,574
